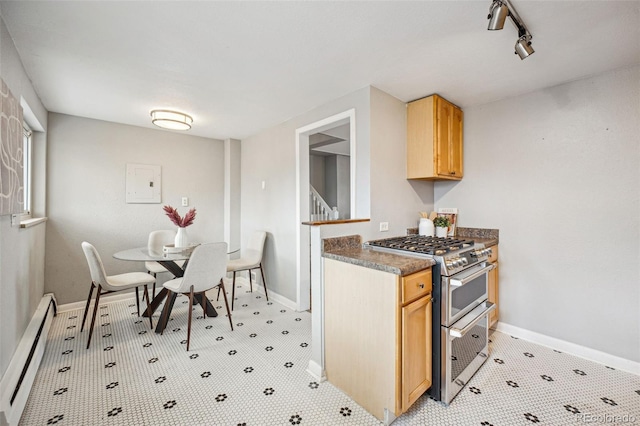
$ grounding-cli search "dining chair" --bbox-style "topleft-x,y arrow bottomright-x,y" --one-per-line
81,242 -> 156,349
145,229 -> 185,297
221,231 -> 268,310
161,242 -> 233,351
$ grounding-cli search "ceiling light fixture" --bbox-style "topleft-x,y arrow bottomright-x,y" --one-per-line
487,0 -> 508,30
487,0 -> 535,59
150,109 -> 193,131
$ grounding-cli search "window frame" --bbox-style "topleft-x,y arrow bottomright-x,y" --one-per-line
22,122 -> 33,219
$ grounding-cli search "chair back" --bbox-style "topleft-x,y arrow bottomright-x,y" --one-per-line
178,242 -> 228,293
148,230 -> 176,254
81,242 -> 111,290
244,231 -> 266,264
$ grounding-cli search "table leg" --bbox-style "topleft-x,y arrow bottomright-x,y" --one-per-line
157,260 -> 187,278
144,260 -> 183,319
152,290 -> 218,334
143,288 -> 168,317
155,291 -> 177,334
194,293 -> 218,318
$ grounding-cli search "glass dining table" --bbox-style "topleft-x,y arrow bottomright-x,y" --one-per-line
113,246 -> 237,334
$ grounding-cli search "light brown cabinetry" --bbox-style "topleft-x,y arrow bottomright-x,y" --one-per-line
401,293 -> 432,410
487,245 -> 499,328
324,259 -> 432,423
407,94 -> 463,180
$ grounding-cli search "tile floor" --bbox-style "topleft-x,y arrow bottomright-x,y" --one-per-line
19,283 -> 640,425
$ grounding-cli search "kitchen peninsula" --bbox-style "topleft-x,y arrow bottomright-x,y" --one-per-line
322,229 -> 499,424
322,235 -> 435,425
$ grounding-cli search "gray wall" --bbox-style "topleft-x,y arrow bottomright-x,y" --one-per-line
309,154 -> 325,196
0,16 -> 48,379
240,86 -> 435,302
45,113 -> 225,304
435,65 -> 640,362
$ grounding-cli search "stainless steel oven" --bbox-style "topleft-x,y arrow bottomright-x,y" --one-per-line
442,263 -> 494,326
365,235 -> 496,405
442,300 -> 495,403
440,261 -> 495,404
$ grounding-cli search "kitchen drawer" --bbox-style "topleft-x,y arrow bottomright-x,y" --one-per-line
402,269 -> 432,305
487,245 -> 498,263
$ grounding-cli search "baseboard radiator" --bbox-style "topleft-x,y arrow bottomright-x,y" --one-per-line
0,294 -> 57,426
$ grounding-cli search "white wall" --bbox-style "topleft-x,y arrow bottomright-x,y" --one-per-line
0,15 -> 48,379
435,66 -> 640,362
241,86 -> 435,302
45,113 -> 225,304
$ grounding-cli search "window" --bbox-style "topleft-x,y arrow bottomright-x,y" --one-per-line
22,122 -> 32,217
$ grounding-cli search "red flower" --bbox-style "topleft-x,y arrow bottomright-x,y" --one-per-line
163,205 -> 197,227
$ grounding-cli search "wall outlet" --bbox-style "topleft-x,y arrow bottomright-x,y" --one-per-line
181,197 -> 189,206
379,222 -> 389,232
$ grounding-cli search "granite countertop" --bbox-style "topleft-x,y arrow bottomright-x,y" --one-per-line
405,226 -> 499,247
322,235 -> 435,276
456,227 -> 499,247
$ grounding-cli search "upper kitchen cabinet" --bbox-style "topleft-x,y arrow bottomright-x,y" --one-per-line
407,94 -> 463,180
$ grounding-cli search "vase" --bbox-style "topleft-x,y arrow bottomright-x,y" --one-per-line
418,218 -> 434,237
435,226 -> 448,238
175,227 -> 188,248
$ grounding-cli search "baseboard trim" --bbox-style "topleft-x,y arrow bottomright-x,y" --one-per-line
232,277 -> 298,311
0,294 -> 57,426
306,359 -> 326,382
57,291 -> 136,313
496,322 -> 640,375
59,280 -> 300,314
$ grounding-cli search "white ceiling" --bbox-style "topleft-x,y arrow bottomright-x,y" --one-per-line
1,1 -> 639,140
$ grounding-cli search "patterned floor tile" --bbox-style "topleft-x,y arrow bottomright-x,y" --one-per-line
18,283 -> 640,425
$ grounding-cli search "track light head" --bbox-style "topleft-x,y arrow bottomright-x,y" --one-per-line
515,35 -> 534,59
487,0 -> 509,30
487,0 -> 535,59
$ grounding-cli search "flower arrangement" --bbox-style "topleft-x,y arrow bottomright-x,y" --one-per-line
163,205 -> 197,228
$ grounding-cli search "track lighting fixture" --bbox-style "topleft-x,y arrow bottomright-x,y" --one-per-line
487,0 -> 508,30
487,0 -> 535,59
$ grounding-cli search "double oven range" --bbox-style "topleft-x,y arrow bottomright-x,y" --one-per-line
366,235 -> 495,404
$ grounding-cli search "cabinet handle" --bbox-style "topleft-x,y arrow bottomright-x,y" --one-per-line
450,171 -> 456,175
418,283 -> 425,289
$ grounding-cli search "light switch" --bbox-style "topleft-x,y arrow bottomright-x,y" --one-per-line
261,181 -> 266,190
181,197 -> 189,207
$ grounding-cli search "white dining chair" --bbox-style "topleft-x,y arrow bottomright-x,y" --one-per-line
223,231 -> 268,310
81,241 -> 156,349
161,242 -> 233,351
145,229 -> 184,297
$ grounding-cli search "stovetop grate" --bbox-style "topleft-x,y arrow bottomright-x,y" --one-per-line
367,235 -> 475,256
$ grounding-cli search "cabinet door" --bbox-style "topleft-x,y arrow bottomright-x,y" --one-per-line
401,294 -> 432,411
488,261 -> 499,328
435,98 -> 452,177
450,106 -> 464,178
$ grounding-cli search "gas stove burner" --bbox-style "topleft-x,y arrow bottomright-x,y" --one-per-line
367,235 -> 475,256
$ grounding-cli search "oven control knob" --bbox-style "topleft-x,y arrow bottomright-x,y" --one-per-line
461,258 -> 468,265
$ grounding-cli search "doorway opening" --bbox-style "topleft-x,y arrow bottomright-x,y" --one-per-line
295,109 -> 356,311
309,123 -> 351,221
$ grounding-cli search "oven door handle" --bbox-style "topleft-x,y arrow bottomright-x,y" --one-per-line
450,263 -> 495,287
450,302 -> 496,338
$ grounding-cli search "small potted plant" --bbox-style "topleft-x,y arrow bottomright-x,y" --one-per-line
433,215 -> 450,238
